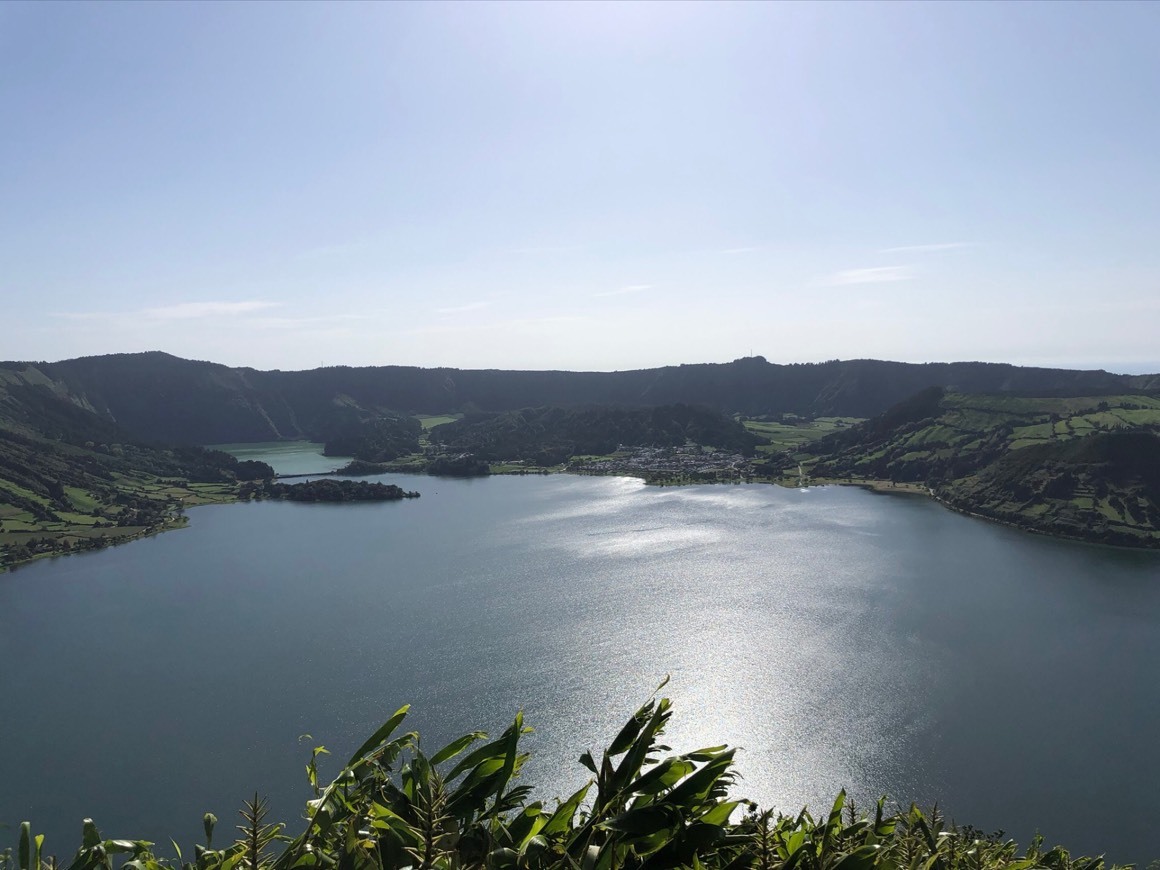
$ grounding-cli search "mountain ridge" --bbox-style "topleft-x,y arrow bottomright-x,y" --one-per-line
11,351 -> 1159,446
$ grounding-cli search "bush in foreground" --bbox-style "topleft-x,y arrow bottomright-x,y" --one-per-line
3,690 -> 1130,870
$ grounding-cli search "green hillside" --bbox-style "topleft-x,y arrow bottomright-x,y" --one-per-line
0,430 -> 253,571
0,370 -> 273,570
6,352 -> 1160,560
788,389 -> 1160,546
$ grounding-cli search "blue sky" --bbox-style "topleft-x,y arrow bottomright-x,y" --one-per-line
2,1 -> 1158,372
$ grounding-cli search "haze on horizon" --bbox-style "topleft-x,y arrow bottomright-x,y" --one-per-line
2,1 -> 1158,375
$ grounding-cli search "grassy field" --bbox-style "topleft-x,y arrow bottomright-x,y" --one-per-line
415,413 -> 463,430
743,416 -> 863,452
0,469 -> 236,571
412,413 -> 465,454
940,393 -> 1160,450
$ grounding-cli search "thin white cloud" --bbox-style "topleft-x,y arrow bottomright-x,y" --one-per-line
878,242 -> 973,254
823,266 -> 914,286
436,301 -> 491,314
510,245 -> 582,255
53,301 -> 278,323
50,311 -> 116,322
142,301 -> 280,321
410,315 -> 589,337
593,284 -> 653,298
249,314 -> 364,330
720,246 -> 759,254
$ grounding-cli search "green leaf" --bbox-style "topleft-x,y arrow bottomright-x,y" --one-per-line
491,711 -> 527,810
662,750 -> 736,808
429,731 -> 487,766
541,783 -> 591,837
19,822 -> 30,870
681,821 -> 728,853
446,733 -> 509,780
699,800 -> 740,827
607,702 -> 653,757
82,820 -> 102,849
344,705 -> 410,766
601,804 -> 682,841
487,847 -> 518,869
505,803 -> 545,847
831,845 -> 882,870
519,834 -> 550,862
606,699 -> 674,799
626,758 -> 695,796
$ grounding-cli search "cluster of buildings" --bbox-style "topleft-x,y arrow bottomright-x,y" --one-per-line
568,445 -> 754,481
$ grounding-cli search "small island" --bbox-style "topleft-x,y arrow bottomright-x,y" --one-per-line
239,479 -> 419,503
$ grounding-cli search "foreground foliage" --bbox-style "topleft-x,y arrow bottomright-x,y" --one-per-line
2,692 -> 1131,870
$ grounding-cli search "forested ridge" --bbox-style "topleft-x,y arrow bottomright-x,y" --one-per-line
429,404 -> 765,466
11,352 -> 1158,446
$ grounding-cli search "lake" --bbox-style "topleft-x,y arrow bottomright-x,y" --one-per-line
2,446 -> 1159,863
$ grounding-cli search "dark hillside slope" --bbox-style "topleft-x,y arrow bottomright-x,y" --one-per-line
31,352 -> 302,444
0,376 -> 275,569
20,352 -> 1160,445
429,404 -> 764,464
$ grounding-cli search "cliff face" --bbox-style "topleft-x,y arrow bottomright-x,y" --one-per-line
11,351 -> 1155,445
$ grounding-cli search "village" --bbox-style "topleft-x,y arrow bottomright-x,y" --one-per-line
567,444 -> 757,483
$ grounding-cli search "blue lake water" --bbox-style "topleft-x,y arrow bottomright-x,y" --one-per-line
2,456 -> 1158,863
208,441 -> 336,476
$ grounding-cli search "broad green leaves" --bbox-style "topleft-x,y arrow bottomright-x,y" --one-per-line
7,696 -> 1126,870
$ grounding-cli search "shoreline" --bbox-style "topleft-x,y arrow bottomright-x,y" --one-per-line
6,465 -> 1158,572
803,477 -> 1159,551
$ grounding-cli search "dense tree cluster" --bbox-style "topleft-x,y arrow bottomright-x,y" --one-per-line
321,415 -> 423,462
429,404 -> 765,465
240,479 -> 419,502
427,453 -> 491,476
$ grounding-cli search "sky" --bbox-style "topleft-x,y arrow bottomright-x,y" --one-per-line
2,1 -> 1159,374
